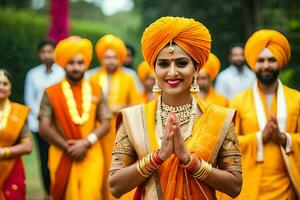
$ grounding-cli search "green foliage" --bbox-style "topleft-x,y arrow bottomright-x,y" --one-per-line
0,8 -> 118,103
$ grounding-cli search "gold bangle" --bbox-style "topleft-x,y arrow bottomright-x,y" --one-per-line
136,152 -> 163,178
139,158 -> 150,176
3,147 -> 11,158
136,162 -> 149,177
191,159 -> 212,181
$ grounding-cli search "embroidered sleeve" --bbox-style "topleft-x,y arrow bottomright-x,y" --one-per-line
217,123 -> 242,172
110,123 -> 138,172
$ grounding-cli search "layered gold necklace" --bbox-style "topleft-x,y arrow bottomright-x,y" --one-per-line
156,95 -> 197,140
61,80 -> 92,125
161,100 -> 192,126
0,99 -> 11,130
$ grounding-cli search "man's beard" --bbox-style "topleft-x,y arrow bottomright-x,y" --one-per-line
233,60 -> 245,68
44,59 -> 54,66
66,71 -> 84,82
256,69 -> 279,85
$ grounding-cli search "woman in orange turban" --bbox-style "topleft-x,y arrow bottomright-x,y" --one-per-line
109,17 -> 242,200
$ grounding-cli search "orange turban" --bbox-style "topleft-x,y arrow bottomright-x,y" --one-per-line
141,16 -> 211,68
200,53 -> 220,80
95,34 -> 127,64
137,61 -> 155,81
244,29 -> 291,70
54,36 -> 93,69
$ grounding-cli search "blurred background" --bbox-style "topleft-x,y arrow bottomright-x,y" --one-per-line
0,0 -> 299,199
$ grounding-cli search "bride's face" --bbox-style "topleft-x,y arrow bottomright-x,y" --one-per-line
154,44 -> 198,97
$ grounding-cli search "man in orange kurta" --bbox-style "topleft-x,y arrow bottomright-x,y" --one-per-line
198,53 -> 229,107
38,36 -> 112,200
219,29 -> 300,200
89,34 -> 142,200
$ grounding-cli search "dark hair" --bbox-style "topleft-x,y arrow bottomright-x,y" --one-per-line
125,43 -> 135,57
229,43 -> 244,54
37,38 -> 56,51
0,68 -> 13,84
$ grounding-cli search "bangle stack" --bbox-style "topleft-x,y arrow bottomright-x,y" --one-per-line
136,151 -> 164,177
0,147 -> 11,159
181,153 -> 212,181
86,133 -> 98,146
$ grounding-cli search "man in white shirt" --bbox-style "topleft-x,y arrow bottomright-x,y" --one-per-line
24,39 -> 65,195
215,44 -> 256,99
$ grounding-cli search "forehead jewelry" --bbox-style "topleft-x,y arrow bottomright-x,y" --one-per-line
168,40 -> 175,54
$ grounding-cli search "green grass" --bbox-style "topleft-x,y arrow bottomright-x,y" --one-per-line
23,140 -> 45,200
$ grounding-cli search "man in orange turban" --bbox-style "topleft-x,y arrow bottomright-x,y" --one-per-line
54,36 -> 93,69
198,53 -> 229,107
137,61 -> 155,103
89,34 -> 142,200
39,36 -> 112,200
219,29 -> 300,200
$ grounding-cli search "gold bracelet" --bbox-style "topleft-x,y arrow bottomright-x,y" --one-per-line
191,159 -> 212,181
3,147 -> 11,158
136,162 -> 149,177
136,151 -> 164,178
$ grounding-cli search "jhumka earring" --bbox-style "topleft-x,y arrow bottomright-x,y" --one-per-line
152,80 -> 161,93
190,74 -> 200,93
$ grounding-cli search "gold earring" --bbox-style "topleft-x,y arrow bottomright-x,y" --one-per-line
152,80 -> 161,93
190,74 -> 199,93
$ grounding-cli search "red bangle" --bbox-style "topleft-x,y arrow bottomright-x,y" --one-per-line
154,150 -> 164,165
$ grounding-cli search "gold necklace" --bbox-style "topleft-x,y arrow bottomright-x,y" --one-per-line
0,99 -> 11,130
61,80 -> 92,125
161,100 -> 192,126
156,95 -> 197,140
